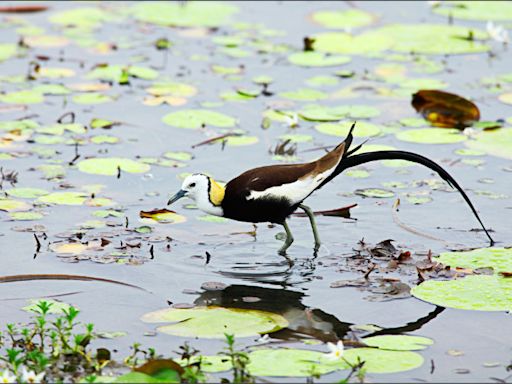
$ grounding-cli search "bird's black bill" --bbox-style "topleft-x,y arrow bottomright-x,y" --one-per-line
167,189 -> 187,205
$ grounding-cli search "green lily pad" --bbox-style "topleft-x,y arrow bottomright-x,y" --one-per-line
141,306 -> 288,338
362,335 -> 433,351
437,247 -> 512,274
50,7 -> 121,29
455,148 -> 485,156
0,43 -> 17,62
131,2 -> 238,28
88,65 -> 158,81
197,215 -> 228,223
305,76 -> 340,87
342,348 -> 424,373
0,119 -> 39,131
399,117 -> 428,128
412,275 -> 512,312
93,210 -> 124,218
311,9 -> 374,29
499,93 -> 512,105
91,135 -> 119,144
345,169 -> 370,178
177,355 -> 231,373
355,188 -> 395,198
287,52 -> 351,67
37,164 -> 66,180
77,158 -> 150,176
396,128 -> 466,144
465,128 -> 512,159
315,24 -> 488,55
247,349 -> 346,377
0,199 -> 31,212
72,93 -> 113,104
162,109 -> 236,129
279,88 -> 328,101
224,135 -> 259,146
316,121 -> 381,138
146,82 -> 197,97
433,1 -> 512,21
163,151 -> 193,161
0,90 -> 44,104
38,192 -> 87,206
6,188 -> 48,199
9,211 -> 43,221
32,84 -> 71,95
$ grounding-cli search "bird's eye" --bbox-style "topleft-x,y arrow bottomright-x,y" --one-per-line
189,182 -> 196,188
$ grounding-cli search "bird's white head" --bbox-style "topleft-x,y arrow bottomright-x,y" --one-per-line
167,173 -> 225,217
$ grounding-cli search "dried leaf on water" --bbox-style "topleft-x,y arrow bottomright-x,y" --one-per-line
411,90 -> 480,128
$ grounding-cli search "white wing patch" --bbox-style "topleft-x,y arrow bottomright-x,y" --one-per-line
247,167 -> 333,204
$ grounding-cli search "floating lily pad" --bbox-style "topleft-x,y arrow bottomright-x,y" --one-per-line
287,52 -> 351,67
437,247 -> 512,274
465,128 -> 512,160
39,192 -> 87,206
316,121 -> 381,137
433,1 -> 512,21
279,88 -> 328,101
50,242 -> 88,255
412,275 -> 512,312
146,82 -> 197,97
140,209 -> 186,224
162,109 -> 236,129
0,90 -> 44,104
50,7 -> 121,29
6,188 -> 48,199
9,211 -> 43,221
38,67 -> 75,78
88,65 -> 158,82
141,306 -> 288,338
247,349 -> 346,377
0,43 -> 17,62
177,356 -> 231,373
163,151 -> 193,161
91,135 -> 119,144
345,169 -> 370,178
499,93 -> 512,105
72,93 -> 113,104
362,335 -> 434,351
396,128 -> 466,144
32,84 -> 71,95
131,2 -> 238,28
224,135 -> 259,146
305,75 -> 340,87
197,215 -> 228,223
342,348 -> 424,374
355,188 -> 395,198
315,24 -> 488,55
23,35 -> 69,48
0,199 -> 31,212
77,158 -> 150,176
311,9 -> 374,29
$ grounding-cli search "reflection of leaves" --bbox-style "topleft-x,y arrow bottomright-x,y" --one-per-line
412,90 -> 480,128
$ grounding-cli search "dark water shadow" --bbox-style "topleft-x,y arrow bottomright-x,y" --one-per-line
193,284 -> 444,343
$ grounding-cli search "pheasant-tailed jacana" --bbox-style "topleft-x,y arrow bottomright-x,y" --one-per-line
168,124 -> 494,254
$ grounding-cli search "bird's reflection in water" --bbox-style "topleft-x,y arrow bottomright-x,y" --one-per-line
193,284 -> 444,343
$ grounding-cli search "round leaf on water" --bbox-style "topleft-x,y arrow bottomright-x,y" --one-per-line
39,192 -> 87,205
197,215 -> 228,223
0,43 -> 17,62
32,84 -> 71,95
72,93 -> 113,104
131,2 -> 238,28
177,356 -> 231,373
437,247 -> 512,274
77,158 -> 150,176
355,188 -> 395,198
50,242 -> 88,255
163,151 -> 193,161
6,188 -> 48,199
247,349 -> 346,377
305,75 -> 340,87
465,128 -> 512,160
146,82 -> 197,97
311,9 -> 374,29
90,135 -> 119,144
343,348 -> 424,373
412,275 -> 512,312
139,209 -> 186,224
499,93 -> 512,105
50,7 -> 121,29
396,128 -> 466,144
279,88 -> 328,101
287,52 -> 351,67
345,169 -> 370,178
433,1 -> 512,21
9,211 -> 43,221
362,335 -> 433,351
162,109 -> 236,129
316,121 -> 381,138
141,306 -> 288,338
314,32 -> 392,55
0,199 -> 31,212
0,90 -> 44,104
224,135 -> 259,146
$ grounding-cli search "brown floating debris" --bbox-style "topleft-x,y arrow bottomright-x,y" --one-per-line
412,90 -> 480,128
0,5 -> 49,13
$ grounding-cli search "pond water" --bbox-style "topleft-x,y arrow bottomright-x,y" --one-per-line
0,1 -> 511,382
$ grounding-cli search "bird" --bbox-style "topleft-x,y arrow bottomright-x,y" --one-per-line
167,123 -> 494,255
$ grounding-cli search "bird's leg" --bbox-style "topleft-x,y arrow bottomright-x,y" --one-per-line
278,220 -> 294,255
299,203 -> 321,252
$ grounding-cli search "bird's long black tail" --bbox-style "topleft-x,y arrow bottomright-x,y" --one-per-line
322,149 -> 495,245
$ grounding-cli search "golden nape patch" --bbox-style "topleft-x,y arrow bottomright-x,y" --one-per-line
208,178 -> 225,206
